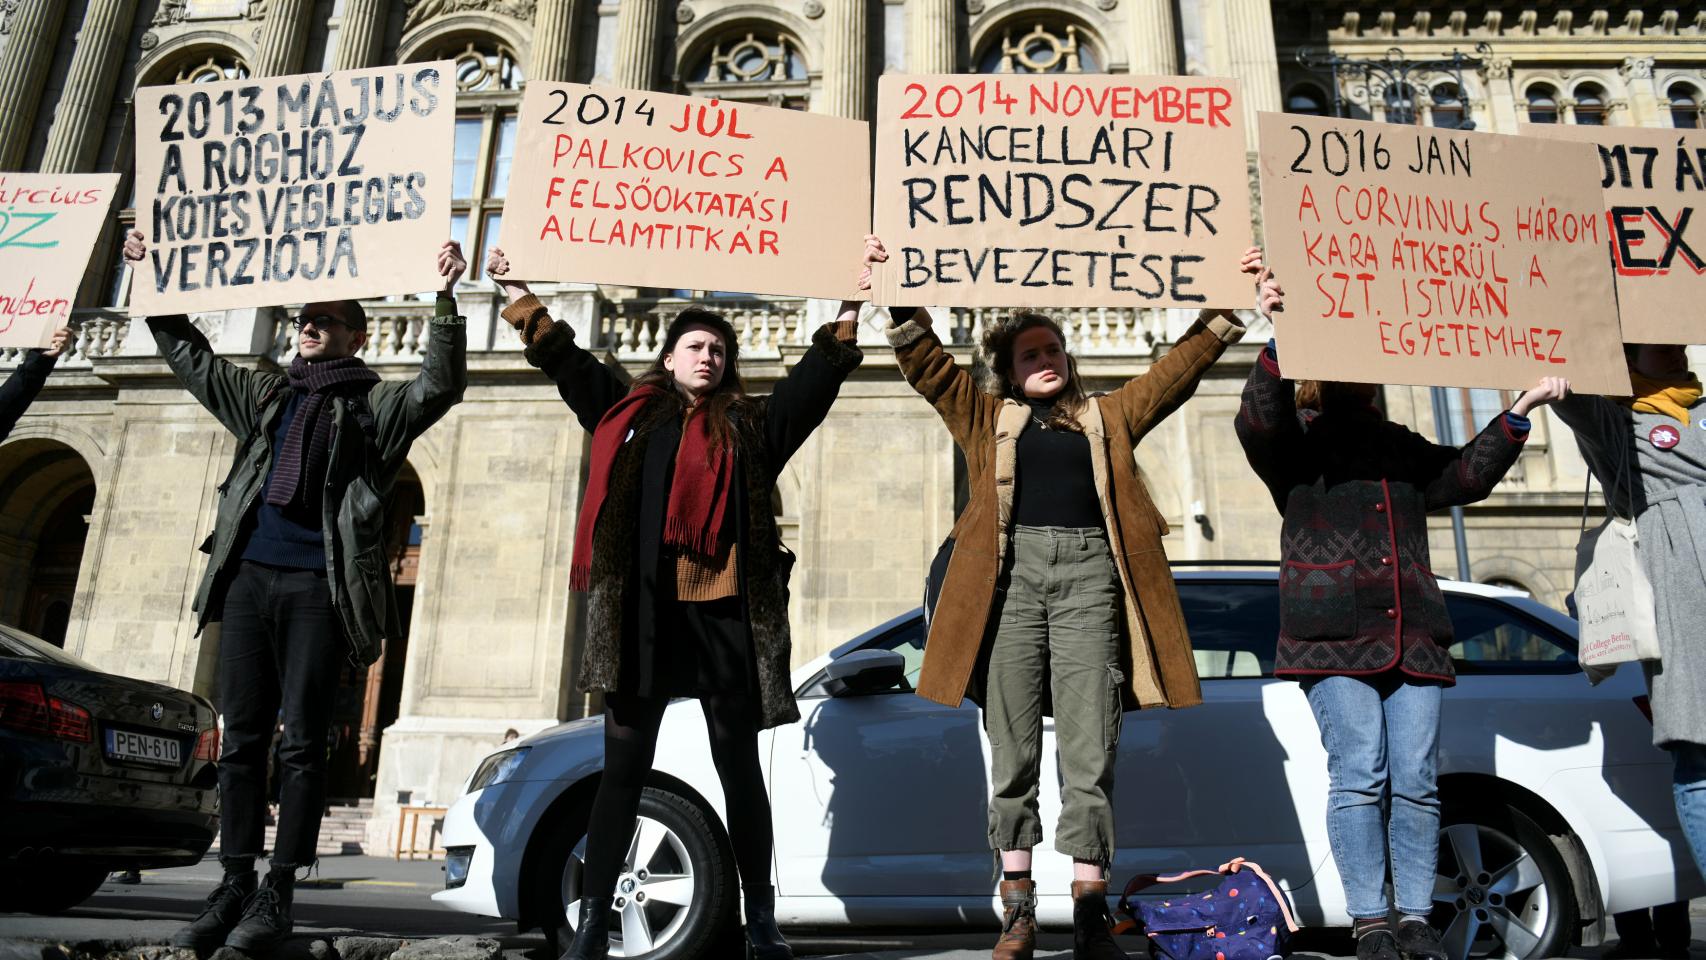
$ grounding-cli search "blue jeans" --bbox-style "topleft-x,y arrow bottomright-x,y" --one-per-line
1304,674 -> 1443,920
1671,742 -> 1706,879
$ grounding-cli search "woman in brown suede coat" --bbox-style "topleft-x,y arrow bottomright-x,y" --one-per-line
866,237 -> 1270,960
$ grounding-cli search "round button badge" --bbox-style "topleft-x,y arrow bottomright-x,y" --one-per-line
1650,424 -> 1682,450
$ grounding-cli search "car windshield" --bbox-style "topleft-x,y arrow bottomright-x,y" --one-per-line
0,624 -> 97,670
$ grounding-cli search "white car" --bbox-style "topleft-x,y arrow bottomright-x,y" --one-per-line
433,570 -> 1701,960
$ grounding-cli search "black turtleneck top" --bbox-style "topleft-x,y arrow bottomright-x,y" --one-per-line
1012,397 -> 1105,529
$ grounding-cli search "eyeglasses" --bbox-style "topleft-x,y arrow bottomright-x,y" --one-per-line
290,313 -> 357,332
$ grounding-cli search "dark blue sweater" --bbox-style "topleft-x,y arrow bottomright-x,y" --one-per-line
239,392 -> 326,570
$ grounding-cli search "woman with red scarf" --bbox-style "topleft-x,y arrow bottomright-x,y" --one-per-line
486,246 -> 868,960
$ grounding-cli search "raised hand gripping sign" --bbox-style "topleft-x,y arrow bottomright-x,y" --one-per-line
131,62 -> 455,316
500,83 -> 871,301
0,173 -> 122,349
1520,123 -> 1706,345
1256,112 -> 1631,394
871,74 -> 1255,309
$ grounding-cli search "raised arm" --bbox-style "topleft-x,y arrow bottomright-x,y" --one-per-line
1550,389 -> 1633,486
761,297 -> 865,467
373,241 -> 470,453
0,332 -> 64,442
487,247 -> 628,432
1236,341 -> 1305,511
1415,378 -> 1564,510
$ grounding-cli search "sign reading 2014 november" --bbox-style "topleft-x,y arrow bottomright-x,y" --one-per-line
131,62 -> 455,315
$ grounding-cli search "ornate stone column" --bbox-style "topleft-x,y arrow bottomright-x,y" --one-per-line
251,0 -> 314,77
907,0 -> 955,74
1622,57 -> 1661,127
1222,0 -> 1280,145
1127,0 -> 1179,75
532,0 -> 580,83
613,0 -> 661,90
332,0 -> 388,70
39,0 -> 135,173
0,0 -> 69,171
1484,58 -> 1519,133
820,0 -> 866,118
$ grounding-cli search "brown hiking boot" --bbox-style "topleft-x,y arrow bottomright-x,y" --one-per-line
994,879 -> 1037,960
1071,880 -> 1131,960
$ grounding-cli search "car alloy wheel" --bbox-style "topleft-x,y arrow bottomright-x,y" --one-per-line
564,814 -> 699,958
1431,804 -> 1575,960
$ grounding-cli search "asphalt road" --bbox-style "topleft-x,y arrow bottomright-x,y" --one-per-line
1,855 -> 1700,960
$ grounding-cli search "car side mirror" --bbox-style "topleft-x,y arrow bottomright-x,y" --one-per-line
824,649 -> 907,698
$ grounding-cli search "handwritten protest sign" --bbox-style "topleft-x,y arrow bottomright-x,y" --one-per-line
870,74 -> 1254,309
501,83 -> 870,300
131,62 -> 455,316
1520,123 -> 1706,344
0,173 -> 121,349
1256,112 -> 1630,394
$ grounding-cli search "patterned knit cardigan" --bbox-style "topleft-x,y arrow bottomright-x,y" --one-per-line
1235,348 -> 1529,683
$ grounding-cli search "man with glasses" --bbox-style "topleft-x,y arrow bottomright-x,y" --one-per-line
123,230 -> 468,952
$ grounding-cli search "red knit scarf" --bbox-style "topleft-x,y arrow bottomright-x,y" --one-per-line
569,384 -> 734,591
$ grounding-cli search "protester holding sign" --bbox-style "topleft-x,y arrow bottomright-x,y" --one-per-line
1234,255 -> 1565,960
124,230 -> 468,952
871,234 -> 1257,960
485,245 -> 867,960
0,326 -> 72,444
1551,343 -> 1706,880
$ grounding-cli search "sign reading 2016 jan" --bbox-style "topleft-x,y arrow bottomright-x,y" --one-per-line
871,74 -> 1255,309
1257,112 -> 1630,394
131,62 -> 455,315
501,83 -> 871,300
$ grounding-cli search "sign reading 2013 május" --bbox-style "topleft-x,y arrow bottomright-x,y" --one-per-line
0,173 -> 121,349
1257,111 -> 1631,395
500,82 -> 871,301
871,74 -> 1255,309
130,62 -> 455,316
1520,123 -> 1706,345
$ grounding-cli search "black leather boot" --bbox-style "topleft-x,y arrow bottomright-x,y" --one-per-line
745,884 -> 794,960
169,866 -> 255,950
560,896 -> 614,960
224,868 -> 294,952
1071,880 -> 1131,960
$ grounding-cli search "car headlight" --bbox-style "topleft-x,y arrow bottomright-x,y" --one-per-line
467,747 -> 530,793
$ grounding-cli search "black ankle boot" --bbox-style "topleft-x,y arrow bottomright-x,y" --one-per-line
224,867 -> 294,952
170,866 -> 255,951
745,884 -> 793,960
560,896 -> 614,960
1071,880 -> 1130,960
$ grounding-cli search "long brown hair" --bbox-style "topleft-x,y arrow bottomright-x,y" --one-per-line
980,311 -> 1088,432
629,308 -> 751,452
1295,379 -> 1378,414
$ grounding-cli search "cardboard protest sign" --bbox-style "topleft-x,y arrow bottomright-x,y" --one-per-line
1256,112 -> 1630,394
1520,123 -> 1706,344
131,62 -> 455,316
0,173 -> 121,348
501,83 -> 870,300
870,74 -> 1254,309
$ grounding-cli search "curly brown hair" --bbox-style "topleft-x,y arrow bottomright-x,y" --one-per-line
980,311 -> 1088,432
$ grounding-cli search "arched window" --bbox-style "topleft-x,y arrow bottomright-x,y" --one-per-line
1573,82 -> 1607,125
1285,84 -> 1328,116
1524,83 -> 1559,124
176,55 -> 251,84
1382,82 -> 1417,123
976,22 -> 1101,74
1430,82 -> 1465,130
682,26 -> 811,110
1672,82 -> 1702,129
414,37 -> 525,284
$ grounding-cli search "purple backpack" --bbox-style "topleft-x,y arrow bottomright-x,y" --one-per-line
1115,858 -> 1299,960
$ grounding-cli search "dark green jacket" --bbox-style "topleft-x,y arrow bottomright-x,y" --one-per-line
148,300 -> 467,665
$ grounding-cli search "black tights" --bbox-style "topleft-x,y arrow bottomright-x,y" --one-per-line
581,692 -> 773,900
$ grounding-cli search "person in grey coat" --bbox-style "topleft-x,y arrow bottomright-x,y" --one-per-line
1553,343 -> 1706,877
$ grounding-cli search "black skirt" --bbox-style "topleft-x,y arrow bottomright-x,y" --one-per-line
619,410 -> 756,699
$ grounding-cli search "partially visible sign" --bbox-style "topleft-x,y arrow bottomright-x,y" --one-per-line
871,73 -> 1255,309
1521,123 -> 1706,344
0,173 -> 122,349
131,62 -> 456,316
1257,111 -> 1630,394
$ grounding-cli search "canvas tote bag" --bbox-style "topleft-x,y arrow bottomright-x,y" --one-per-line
1573,440 -> 1661,681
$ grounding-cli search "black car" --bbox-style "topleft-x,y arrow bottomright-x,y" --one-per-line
0,622 -> 218,914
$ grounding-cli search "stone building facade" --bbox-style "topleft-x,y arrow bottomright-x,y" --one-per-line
0,0 -> 1700,848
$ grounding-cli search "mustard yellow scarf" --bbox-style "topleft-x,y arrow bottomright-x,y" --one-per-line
1625,372 -> 1704,426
